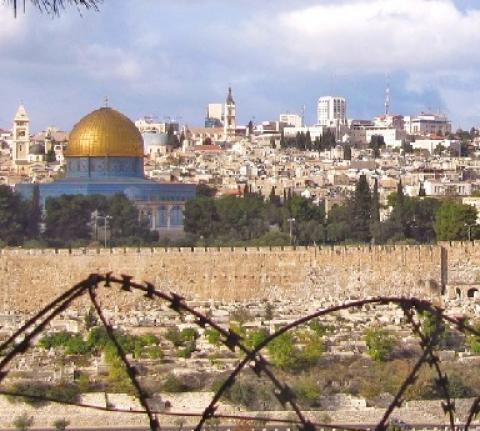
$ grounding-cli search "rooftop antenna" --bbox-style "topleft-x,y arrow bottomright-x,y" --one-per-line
301,104 -> 306,127
384,76 -> 390,116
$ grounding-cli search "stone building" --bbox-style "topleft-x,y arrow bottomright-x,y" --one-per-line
11,104 -> 30,162
16,105 -> 196,235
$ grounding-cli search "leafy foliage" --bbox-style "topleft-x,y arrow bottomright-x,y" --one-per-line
7,382 -> 80,407
0,185 -> 30,245
13,413 -> 33,431
364,326 -> 396,362
45,193 -> 156,246
433,201 -> 477,241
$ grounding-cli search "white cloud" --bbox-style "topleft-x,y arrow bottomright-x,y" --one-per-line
76,44 -> 141,81
244,0 -> 480,73
0,13 -> 28,48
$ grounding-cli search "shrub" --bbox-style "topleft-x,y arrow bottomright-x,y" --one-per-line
266,332 -> 299,370
13,413 -> 33,431
162,373 -> 188,392
7,382 -> 80,406
465,320 -> 480,353
146,345 -> 163,360
180,327 -> 199,342
418,310 -> 447,349
205,328 -> 221,346
65,335 -> 90,355
177,340 -> 196,359
47,383 -> 81,404
38,331 -> 73,350
297,330 -> 324,366
53,418 -> 70,431
165,328 -> 183,347
245,328 -> 269,349
364,326 -> 396,362
293,377 -> 321,406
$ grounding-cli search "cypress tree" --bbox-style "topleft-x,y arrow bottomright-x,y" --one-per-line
371,178 -> 380,223
26,184 -> 41,239
343,145 -> 352,161
305,131 -> 312,151
350,175 -> 372,242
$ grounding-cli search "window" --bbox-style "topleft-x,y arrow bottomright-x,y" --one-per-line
157,206 -> 168,227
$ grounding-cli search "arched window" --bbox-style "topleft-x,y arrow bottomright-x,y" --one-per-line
170,205 -> 183,226
157,206 -> 168,228
467,288 -> 479,299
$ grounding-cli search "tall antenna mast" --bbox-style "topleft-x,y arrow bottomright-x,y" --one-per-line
384,76 -> 390,116
301,104 -> 306,127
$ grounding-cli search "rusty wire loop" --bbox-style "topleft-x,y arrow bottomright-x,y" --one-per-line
0,274 -> 480,431
402,306 -> 456,430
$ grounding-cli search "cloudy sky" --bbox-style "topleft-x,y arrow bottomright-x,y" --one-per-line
1,0 -> 480,131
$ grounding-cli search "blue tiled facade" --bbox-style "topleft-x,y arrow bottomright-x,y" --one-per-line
16,157 -> 196,232
66,156 -> 144,178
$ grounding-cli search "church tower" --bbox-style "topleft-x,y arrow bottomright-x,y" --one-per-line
12,104 -> 30,162
224,87 -> 236,139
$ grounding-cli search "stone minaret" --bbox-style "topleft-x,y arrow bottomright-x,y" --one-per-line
12,104 -> 30,162
224,87 -> 236,139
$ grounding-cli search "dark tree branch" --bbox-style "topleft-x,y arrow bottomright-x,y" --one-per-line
5,0 -> 101,17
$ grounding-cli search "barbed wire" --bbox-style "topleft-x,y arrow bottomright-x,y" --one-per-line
0,274 -> 479,431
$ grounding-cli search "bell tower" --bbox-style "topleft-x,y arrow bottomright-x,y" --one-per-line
224,87 -> 236,139
12,104 -> 30,162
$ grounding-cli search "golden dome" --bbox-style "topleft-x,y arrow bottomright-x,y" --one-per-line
65,107 -> 144,157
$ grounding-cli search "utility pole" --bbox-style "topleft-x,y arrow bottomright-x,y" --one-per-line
465,223 -> 475,241
287,217 -> 295,245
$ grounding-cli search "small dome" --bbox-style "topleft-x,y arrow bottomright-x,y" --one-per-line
65,107 -> 144,158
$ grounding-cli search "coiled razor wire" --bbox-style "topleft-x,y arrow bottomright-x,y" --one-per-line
0,273 -> 479,431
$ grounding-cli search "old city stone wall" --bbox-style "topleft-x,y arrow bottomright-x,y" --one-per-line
0,244 -> 452,313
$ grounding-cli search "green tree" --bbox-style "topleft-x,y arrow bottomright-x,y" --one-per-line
419,310 -> 447,349
197,183 -> 217,198
267,332 -> 298,370
371,178 -> 380,223
184,196 -> 219,239
433,201 -> 477,241
44,195 -> 96,243
46,148 -> 57,163
364,326 -> 396,361
26,184 -> 41,239
0,185 -> 29,245
343,144 -> 352,161
369,135 -> 385,157
409,198 -> 441,243
349,175 -> 372,242
107,194 -> 155,244
326,204 -> 351,243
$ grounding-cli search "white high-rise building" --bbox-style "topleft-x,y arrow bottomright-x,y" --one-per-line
317,96 -> 347,127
